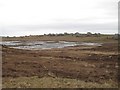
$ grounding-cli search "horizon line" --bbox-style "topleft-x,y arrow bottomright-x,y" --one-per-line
1,32 -> 118,37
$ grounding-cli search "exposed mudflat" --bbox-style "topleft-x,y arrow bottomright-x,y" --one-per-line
2,42 -> 118,85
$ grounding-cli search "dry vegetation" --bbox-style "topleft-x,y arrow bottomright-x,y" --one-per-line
2,34 -> 116,43
2,35 -> 118,88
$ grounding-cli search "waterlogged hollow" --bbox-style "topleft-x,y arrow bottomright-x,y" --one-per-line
1,41 -> 102,50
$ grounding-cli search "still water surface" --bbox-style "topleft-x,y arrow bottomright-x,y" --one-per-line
1,41 -> 102,50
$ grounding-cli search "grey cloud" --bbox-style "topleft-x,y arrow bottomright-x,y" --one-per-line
1,21 -> 117,36
11,21 -> 118,30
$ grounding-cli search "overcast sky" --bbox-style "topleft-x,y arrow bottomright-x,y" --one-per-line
0,0 -> 119,36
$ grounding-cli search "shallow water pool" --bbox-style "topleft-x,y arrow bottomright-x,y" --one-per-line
1,41 -> 102,50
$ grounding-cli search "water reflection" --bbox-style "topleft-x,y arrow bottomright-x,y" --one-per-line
1,41 -> 102,50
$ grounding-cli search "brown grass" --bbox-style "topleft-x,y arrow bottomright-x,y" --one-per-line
3,76 -> 118,88
2,35 -> 117,43
2,35 -> 118,88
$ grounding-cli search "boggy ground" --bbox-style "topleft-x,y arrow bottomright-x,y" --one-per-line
2,41 -> 118,88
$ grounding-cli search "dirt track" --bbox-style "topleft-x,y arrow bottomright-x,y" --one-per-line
2,42 -> 118,84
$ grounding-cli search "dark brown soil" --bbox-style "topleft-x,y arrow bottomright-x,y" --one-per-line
2,42 -> 118,84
